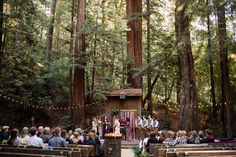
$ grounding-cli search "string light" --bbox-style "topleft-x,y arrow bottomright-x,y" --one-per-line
0,93 -> 104,111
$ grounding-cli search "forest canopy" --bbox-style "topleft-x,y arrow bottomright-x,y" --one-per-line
0,0 -> 235,137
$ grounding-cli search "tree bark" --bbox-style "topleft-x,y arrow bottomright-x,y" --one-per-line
73,0 -> 86,127
206,0 -> 217,123
0,0 -> 3,73
46,0 -> 57,65
69,0 -> 75,119
146,0 -> 152,114
126,0 -> 142,88
175,0 -> 198,130
215,0 -> 233,138
91,10 -> 98,100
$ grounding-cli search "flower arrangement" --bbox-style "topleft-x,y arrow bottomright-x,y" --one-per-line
111,105 -> 120,116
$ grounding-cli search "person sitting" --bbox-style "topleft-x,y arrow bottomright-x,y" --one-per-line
27,127 -> 44,147
157,131 -> 166,143
61,129 -> 69,142
0,126 -> 10,143
39,127 -> 52,143
169,130 -> 187,145
200,129 -> 215,143
69,131 -> 80,144
48,127 -> 67,147
37,126 -> 44,137
163,131 -> 175,144
19,127 -> 30,145
7,129 -> 20,147
187,130 -> 200,144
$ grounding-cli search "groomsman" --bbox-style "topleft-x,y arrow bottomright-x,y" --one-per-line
141,115 -> 147,138
147,114 -> 153,132
152,117 -> 159,132
135,115 -> 142,140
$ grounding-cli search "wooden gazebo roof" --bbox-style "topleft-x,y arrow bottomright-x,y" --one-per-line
106,88 -> 142,97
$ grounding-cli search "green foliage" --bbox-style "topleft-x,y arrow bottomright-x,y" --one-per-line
1,0 -> 236,132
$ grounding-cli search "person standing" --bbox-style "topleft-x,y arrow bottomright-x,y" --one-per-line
153,117 -> 159,132
103,116 -> 110,137
92,117 -> 98,134
141,115 -> 147,138
147,115 -> 153,133
114,116 -> 120,134
97,117 -> 103,138
135,115 -> 142,140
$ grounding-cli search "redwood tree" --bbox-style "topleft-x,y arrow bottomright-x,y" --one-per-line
175,0 -> 198,130
206,0 -> 217,123
46,0 -> 57,65
215,0 -> 233,138
0,0 -> 3,72
126,0 -> 142,89
73,0 -> 86,127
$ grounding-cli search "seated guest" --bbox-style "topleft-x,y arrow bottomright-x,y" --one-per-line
61,129 -> 69,142
39,127 -> 52,143
163,131 -> 175,144
7,129 -> 20,147
169,130 -> 187,145
48,127 -> 67,147
157,131 -> 166,143
0,126 -> 10,142
27,127 -> 44,147
187,130 -> 200,144
19,127 -> 30,145
37,126 -> 44,137
146,132 -> 158,153
200,129 -> 214,143
69,130 -> 83,144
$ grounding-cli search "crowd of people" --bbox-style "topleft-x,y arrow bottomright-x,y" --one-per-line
140,129 -> 216,154
0,115 -> 223,156
0,125 -> 104,156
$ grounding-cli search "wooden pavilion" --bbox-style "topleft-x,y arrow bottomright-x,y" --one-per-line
105,88 -> 142,139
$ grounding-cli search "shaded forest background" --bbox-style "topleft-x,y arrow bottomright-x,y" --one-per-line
0,0 -> 236,137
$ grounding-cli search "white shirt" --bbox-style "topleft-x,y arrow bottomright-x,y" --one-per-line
153,120 -> 159,128
27,135 -> 44,147
141,118 -> 147,127
19,135 -> 30,145
135,117 -> 141,127
147,118 -> 153,128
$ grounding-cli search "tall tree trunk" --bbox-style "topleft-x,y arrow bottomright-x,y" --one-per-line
73,0 -> 86,127
215,0 -> 233,138
206,0 -> 217,123
146,0 -> 152,114
69,0 -> 75,122
0,0 -> 4,73
126,0 -> 142,88
175,0 -> 198,130
46,0 -> 57,65
91,10 -> 98,100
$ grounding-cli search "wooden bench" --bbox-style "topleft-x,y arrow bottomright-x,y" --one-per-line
0,144 -> 94,157
149,143 -> 236,157
0,152 -> 66,157
68,144 -> 95,156
180,150 -> 236,156
0,146 -> 81,157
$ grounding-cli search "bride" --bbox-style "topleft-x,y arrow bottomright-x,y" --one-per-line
114,116 -> 121,134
